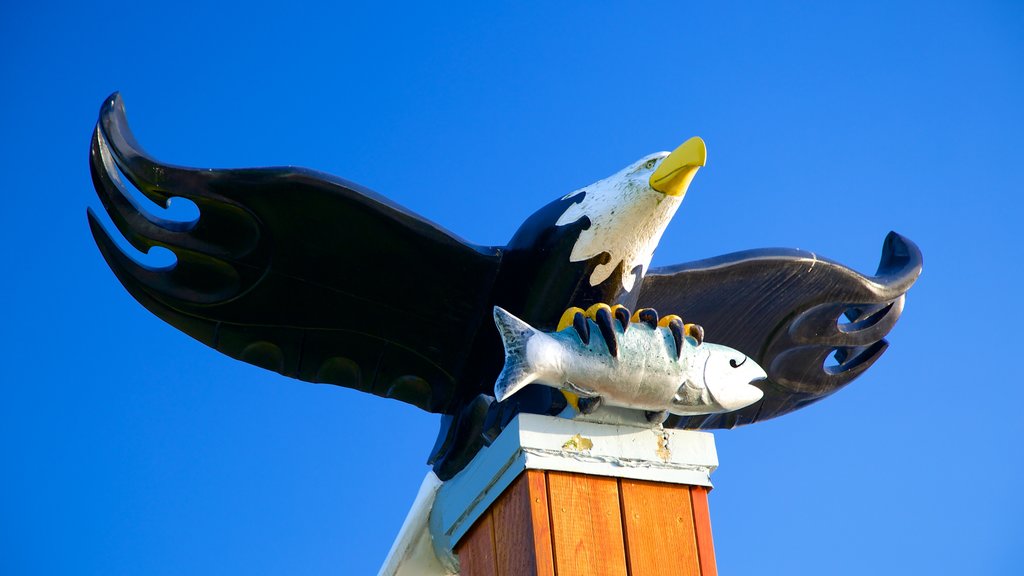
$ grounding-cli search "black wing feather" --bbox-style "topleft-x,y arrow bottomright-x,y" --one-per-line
87,93 -> 502,413
637,232 -> 922,429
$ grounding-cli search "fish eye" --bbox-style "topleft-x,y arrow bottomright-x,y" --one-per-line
644,159 -> 658,170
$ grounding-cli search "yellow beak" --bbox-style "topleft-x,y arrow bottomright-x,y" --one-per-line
649,136 -> 707,197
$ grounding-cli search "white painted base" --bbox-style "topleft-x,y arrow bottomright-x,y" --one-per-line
377,472 -> 448,576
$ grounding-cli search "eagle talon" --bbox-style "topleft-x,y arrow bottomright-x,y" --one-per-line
665,318 -> 685,359
633,308 -> 660,328
556,307 -> 588,409
557,307 -> 586,331
571,313 -> 590,345
584,303 -> 613,320
557,307 -> 590,345
592,306 -> 619,357
658,314 -> 683,328
611,304 -> 631,331
685,323 -> 705,345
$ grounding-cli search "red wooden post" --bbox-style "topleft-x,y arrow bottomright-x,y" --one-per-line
455,470 -> 718,576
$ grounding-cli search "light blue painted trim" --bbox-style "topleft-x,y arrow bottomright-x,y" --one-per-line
429,416 -> 529,572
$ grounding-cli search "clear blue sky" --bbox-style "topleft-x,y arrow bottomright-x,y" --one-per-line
2,1 -> 1021,574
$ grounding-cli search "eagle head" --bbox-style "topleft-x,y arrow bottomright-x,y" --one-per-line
555,137 -> 707,291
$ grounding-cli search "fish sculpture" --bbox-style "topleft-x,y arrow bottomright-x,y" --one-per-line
493,305 -> 767,423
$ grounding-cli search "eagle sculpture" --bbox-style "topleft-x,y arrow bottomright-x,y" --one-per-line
87,94 -> 922,479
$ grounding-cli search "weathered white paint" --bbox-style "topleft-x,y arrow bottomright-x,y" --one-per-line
377,472 -> 452,576
555,153 -> 682,291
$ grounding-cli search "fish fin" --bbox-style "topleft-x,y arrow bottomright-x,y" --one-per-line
645,409 -> 669,424
577,395 -> 603,415
493,306 -> 541,402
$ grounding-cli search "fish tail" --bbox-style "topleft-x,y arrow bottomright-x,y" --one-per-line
492,306 -> 544,402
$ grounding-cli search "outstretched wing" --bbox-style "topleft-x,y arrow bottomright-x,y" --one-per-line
87,93 -> 502,414
637,232 -> 922,429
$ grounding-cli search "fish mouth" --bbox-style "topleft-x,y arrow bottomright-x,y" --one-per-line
711,380 -> 764,412
702,348 -> 766,412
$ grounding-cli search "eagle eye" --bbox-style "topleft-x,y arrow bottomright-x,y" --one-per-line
644,159 -> 658,170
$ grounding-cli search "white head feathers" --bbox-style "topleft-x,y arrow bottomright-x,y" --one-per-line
554,153 -> 683,292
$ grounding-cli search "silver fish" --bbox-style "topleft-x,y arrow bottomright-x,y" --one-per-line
492,306 -> 766,418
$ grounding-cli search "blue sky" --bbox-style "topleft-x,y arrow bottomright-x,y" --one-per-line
2,1 -> 1021,574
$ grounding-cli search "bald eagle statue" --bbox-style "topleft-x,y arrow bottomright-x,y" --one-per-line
87,94 -> 922,479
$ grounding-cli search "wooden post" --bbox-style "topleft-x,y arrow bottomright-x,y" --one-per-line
455,469 -> 716,575
379,413 -> 720,576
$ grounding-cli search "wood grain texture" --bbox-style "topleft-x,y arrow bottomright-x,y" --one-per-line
546,471 -> 628,576
690,486 -> 718,576
455,471 -> 717,576
492,470 -> 555,576
456,510 -> 497,576
619,478 -> 701,575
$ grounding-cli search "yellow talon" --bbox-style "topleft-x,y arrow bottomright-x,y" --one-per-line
658,314 -> 683,327
562,391 -> 580,411
585,303 -> 612,320
556,306 -> 588,410
610,304 -> 629,318
557,307 -> 586,331
685,323 -> 705,344
631,308 -> 659,323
